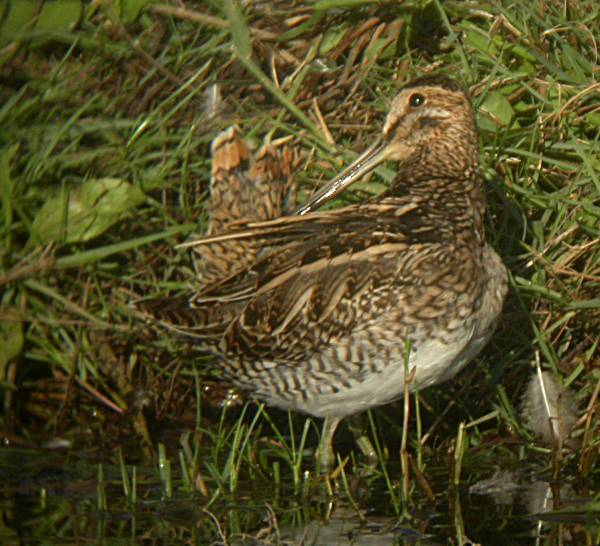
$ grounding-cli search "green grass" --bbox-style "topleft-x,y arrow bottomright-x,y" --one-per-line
1,0 -> 599,543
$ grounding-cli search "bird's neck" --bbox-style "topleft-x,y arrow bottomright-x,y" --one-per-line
391,150 -> 486,241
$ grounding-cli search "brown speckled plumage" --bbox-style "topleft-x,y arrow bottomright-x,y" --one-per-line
193,128 -> 298,286
149,75 -> 508,468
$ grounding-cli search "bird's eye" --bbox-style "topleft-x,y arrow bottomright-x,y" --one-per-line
409,93 -> 426,107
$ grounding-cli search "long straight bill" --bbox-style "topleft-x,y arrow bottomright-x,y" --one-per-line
296,135 -> 388,215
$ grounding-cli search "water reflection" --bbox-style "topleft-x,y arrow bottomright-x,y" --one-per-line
281,505 -> 444,545
0,448 -> 595,545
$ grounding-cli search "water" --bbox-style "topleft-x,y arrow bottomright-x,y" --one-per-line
0,447 -> 596,545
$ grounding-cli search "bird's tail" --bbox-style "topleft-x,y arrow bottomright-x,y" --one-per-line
194,126 -> 298,285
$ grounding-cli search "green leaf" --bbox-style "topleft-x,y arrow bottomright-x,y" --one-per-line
0,309 -> 23,380
37,0 -> 82,32
319,25 -> 348,55
479,91 -> 514,128
0,0 -> 37,44
0,0 -> 82,44
30,177 -> 145,244
510,44 -> 536,62
463,27 -> 499,57
120,0 -> 157,24
584,112 -> 600,128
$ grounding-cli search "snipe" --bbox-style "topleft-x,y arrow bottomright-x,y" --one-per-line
149,75 -> 508,469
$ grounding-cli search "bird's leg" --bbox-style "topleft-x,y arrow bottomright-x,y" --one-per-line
347,413 -> 378,464
317,416 -> 341,471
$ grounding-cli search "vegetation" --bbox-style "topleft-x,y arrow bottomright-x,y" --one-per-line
0,0 -> 598,543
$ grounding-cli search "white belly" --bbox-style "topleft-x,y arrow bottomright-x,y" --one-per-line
292,322 -> 478,418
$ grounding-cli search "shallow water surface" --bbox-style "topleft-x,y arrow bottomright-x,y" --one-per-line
0,447 -> 596,545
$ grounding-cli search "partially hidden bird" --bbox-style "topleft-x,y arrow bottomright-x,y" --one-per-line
148,74 -> 508,469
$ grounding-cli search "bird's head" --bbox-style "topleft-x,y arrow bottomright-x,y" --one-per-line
297,75 -> 476,215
